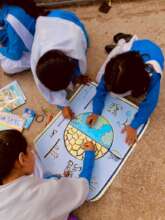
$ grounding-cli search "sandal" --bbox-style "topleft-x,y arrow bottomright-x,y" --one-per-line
113,32 -> 133,44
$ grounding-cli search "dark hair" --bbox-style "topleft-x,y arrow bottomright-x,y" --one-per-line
0,130 -> 28,184
5,0 -> 42,18
36,50 -> 76,91
104,51 -> 151,98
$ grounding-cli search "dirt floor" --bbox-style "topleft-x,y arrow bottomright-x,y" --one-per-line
1,0 -> 165,219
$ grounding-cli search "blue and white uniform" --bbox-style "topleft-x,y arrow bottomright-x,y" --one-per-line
0,151 -> 95,220
94,36 -> 164,129
31,10 -> 88,107
0,4 -> 35,74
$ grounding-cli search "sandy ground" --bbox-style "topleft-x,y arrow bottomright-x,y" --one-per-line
1,0 -> 165,219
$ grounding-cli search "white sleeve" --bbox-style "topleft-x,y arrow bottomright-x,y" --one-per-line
33,73 -> 69,107
49,90 -> 69,107
38,177 -> 89,220
31,32 -> 69,107
55,177 -> 89,209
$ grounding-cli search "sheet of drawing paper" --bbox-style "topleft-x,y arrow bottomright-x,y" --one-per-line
34,83 -> 148,201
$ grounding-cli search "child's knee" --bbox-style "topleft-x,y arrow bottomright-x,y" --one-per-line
1,62 -> 17,75
0,59 -> 29,75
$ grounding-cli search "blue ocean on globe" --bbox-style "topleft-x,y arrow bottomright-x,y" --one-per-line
70,112 -> 114,149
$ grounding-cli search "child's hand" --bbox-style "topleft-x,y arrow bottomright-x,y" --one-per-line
74,75 -> 91,85
63,170 -> 70,177
122,125 -> 137,145
86,114 -> 99,127
62,107 -> 75,120
84,141 -> 96,152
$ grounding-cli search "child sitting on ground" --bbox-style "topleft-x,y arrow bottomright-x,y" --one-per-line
0,0 -> 40,74
87,33 -> 164,145
0,129 -> 95,220
31,10 -> 90,120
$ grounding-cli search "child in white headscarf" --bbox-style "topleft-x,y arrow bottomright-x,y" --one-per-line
87,33 -> 164,145
31,10 -> 90,120
0,130 -> 95,220
0,0 -> 40,74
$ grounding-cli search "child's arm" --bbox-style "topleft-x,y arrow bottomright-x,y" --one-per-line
79,142 -> 95,182
0,24 -> 24,60
40,177 -> 89,217
86,77 -> 108,127
39,142 -> 95,216
131,73 -> 161,129
57,105 -> 75,120
73,59 -> 81,77
0,25 -> 8,45
0,12 -> 8,45
55,93 -> 75,120
72,59 -> 91,85
93,77 -> 108,115
79,151 -> 95,182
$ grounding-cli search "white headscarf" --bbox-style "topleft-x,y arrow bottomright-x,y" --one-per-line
31,16 -> 88,106
96,35 -> 138,82
96,35 -> 163,83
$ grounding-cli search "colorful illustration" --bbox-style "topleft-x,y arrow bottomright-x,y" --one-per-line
64,112 -> 113,160
64,160 -> 82,177
107,103 -> 122,116
35,83 -> 149,201
116,118 -> 128,129
0,81 -> 26,112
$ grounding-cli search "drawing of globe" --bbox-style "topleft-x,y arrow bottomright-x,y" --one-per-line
64,112 -> 114,160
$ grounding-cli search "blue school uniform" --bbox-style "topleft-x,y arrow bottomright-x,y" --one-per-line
48,10 -> 89,47
93,39 -> 164,129
31,9 -> 89,107
48,10 -> 89,77
0,4 -> 35,60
